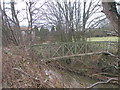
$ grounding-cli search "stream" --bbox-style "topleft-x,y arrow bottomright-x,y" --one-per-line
60,70 -> 117,88
45,65 -> 118,88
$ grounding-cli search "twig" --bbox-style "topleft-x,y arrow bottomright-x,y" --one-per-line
91,72 -> 118,77
13,68 -> 42,82
86,78 -> 118,88
13,67 -> 53,88
102,51 -> 120,61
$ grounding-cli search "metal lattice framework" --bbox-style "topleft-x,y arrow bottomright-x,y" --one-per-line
31,41 -> 118,61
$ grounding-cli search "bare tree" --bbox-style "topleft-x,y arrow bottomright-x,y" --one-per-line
23,0 -> 47,45
101,0 -> 120,55
43,0 -> 82,42
42,0 -> 106,42
2,0 -> 47,46
2,0 -> 22,46
101,0 -> 120,84
10,0 -> 23,45
102,0 -> 119,32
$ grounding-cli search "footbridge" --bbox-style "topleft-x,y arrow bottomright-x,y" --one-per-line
30,41 -> 118,61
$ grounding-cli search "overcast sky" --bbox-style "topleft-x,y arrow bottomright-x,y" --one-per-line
1,0 -> 120,28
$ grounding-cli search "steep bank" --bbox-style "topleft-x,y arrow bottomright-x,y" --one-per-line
2,46 -> 118,88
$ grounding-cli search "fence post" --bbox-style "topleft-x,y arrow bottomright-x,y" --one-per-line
109,41 -> 111,51
62,43 -> 65,56
48,44 -> 51,59
85,42 -> 87,53
75,42 -> 77,54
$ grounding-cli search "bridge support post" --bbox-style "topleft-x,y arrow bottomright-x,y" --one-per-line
48,45 -> 51,59
62,44 -> 65,56
75,42 -> 77,54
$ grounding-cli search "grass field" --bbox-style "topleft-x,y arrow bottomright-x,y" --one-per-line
87,36 -> 118,42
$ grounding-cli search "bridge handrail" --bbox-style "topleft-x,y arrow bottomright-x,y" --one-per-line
30,41 -> 118,47
29,41 -> 118,61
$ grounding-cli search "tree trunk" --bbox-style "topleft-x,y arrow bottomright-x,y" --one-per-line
102,0 -> 120,86
102,1 -> 120,56
102,1 -> 119,32
118,15 -> 120,87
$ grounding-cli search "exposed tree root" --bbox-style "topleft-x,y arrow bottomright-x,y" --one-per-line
86,78 -> 118,88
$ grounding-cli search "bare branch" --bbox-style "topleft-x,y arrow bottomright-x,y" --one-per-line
86,78 -> 118,88
43,51 -> 119,61
13,67 -> 42,81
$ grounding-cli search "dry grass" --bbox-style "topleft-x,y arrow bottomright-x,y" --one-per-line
2,46 -> 118,88
2,46 -> 64,88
